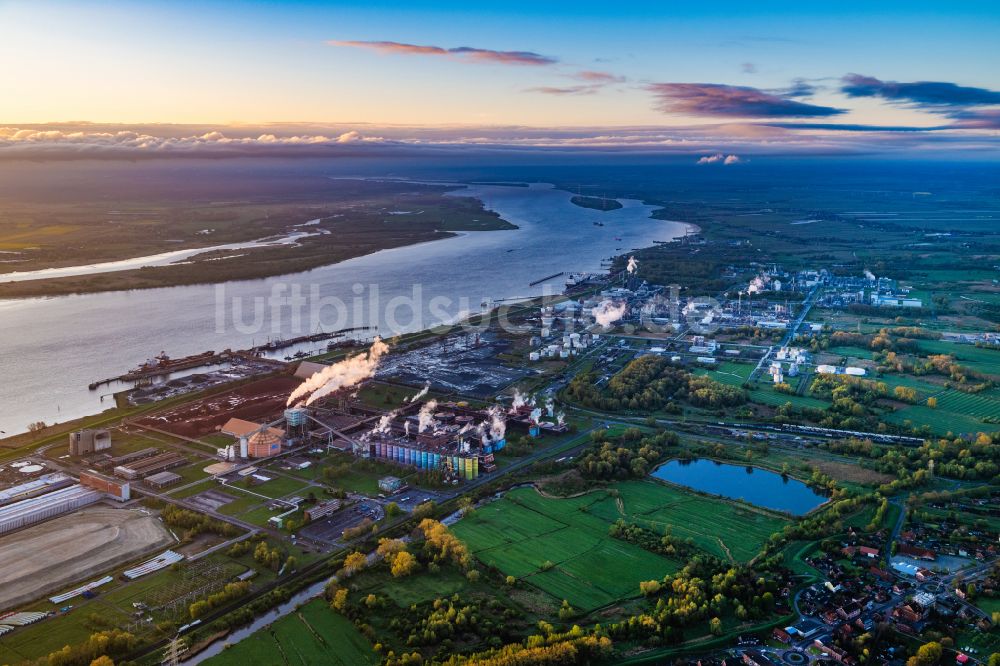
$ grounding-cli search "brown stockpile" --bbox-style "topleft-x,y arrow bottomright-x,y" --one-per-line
135,376 -> 300,438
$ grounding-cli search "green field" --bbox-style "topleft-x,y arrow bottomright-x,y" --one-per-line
917,340 -> 1000,376
692,361 -> 753,387
828,345 -> 875,360
453,482 -> 788,611
589,480 -> 789,562
205,600 -> 378,666
883,387 -> 1000,435
454,487 -> 676,611
747,384 -> 829,410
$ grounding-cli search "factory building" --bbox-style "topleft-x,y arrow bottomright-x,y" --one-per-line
365,436 -> 483,480
0,485 -> 102,535
220,418 -> 286,459
69,428 -> 112,456
304,499 -> 341,521
114,452 -> 187,480
144,471 -> 181,489
358,404 -> 507,481
378,476 -> 404,494
0,473 -> 73,506
79,470 -> 131,501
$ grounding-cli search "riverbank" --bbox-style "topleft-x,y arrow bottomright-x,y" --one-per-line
0,190 -> 513,299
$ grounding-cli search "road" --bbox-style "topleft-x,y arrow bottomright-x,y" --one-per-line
749,285 -> 819,384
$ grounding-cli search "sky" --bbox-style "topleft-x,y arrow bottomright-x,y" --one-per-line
1,0 -> 999,158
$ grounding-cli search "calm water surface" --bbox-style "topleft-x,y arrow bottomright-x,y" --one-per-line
0,183 -> 687,436
651,458 -> 826,515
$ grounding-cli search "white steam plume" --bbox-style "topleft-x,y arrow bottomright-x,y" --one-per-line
864,269 -> 876,281
626,256 -> 638,274
371,411 -> 397,436
417,400 -> 438,433
512,389 -> 529,409
487,404 -> 506,441
408,381 -> 430,402
556,411 -> 566,427
288,337 -> 389,406
592,300 -> 626,327
545,398 -> 555,417
529,407 -> 542,424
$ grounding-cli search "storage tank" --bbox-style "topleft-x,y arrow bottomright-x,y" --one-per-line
471,457 -> 479,479
239,437 -> 249,459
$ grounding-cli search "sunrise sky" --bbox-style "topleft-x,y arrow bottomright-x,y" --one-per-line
2,0 -> 999,157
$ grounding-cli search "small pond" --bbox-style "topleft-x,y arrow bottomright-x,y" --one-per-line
651,458 -> 827,515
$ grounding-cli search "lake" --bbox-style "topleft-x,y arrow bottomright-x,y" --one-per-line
650,458 -> 827,515
0,182 -> 688,436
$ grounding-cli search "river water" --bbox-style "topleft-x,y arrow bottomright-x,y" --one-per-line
0,182 -> 686,436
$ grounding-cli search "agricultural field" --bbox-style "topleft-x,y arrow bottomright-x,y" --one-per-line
453,486 -> 680,611
453,482 -> 789,611
205,599 -> 378,666
916,341 -> 1000,377
588,480 -> 790,562
882,388 -> 1000,436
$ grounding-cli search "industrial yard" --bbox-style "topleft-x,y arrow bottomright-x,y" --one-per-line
0,505 -> 174,610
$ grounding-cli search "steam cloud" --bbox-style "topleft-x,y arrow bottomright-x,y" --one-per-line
409,382 -> 430,402
626,256 -> 638,274
288,337 -> 389,407
486,405 -> 506,441
592,300 -> 626,327
511,389 -> 530,410
417,400 -> 439,433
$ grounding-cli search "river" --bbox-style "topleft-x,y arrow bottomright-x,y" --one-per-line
0,182 -> 686,436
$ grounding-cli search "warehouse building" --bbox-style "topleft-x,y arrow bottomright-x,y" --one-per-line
144,471 -> 182,489
304,499 -> 341,521
114,452 -> 187,480
0,473 -> 73,507
79,470 -> 131,501
0,485 -> 102,535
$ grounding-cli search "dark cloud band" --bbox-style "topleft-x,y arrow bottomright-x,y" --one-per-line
647,82 -> 844,118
